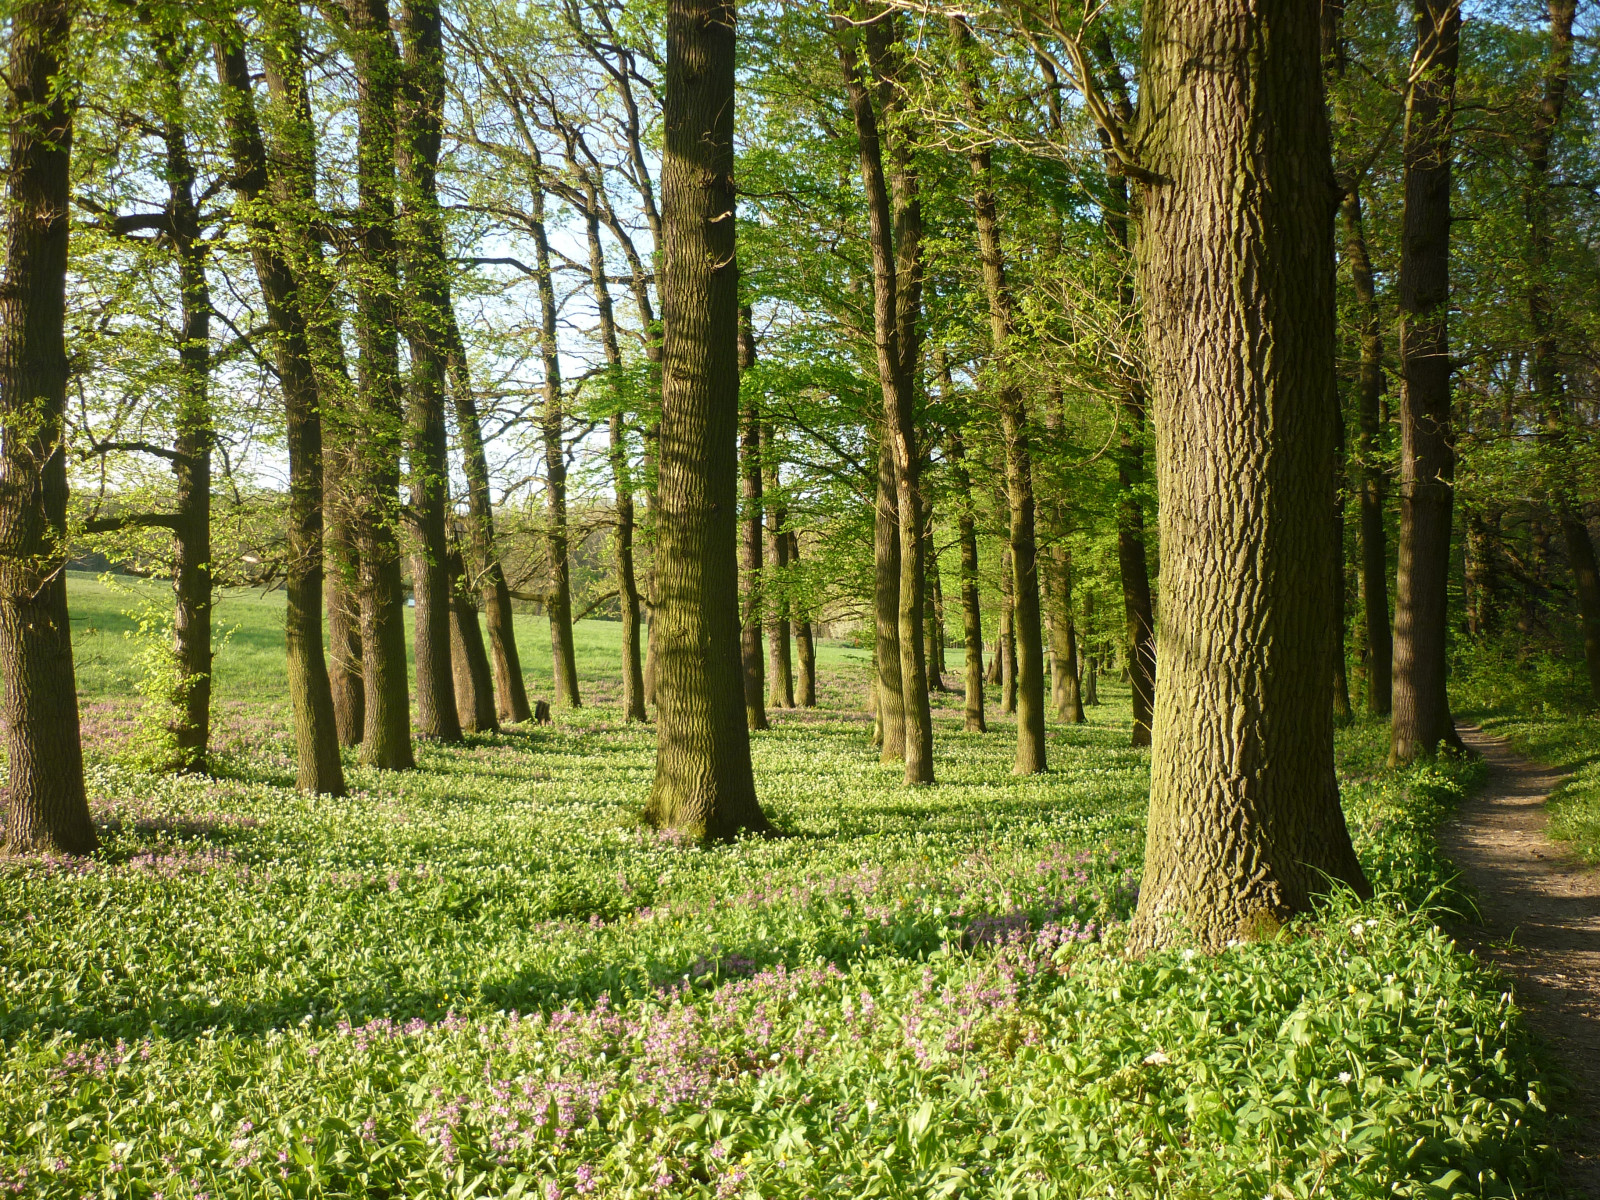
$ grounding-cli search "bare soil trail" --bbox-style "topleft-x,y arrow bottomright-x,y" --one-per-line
1442,724 -> 1600,1195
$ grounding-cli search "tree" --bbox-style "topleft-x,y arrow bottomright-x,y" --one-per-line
1121,0 -> 1369,948
0,0 -> 95,855
643,0 -> 768,840
1389,0 -> 1462,765
738,304 -> 769,731
214,25 -> 346,795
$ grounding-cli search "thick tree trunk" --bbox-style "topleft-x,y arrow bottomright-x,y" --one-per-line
953,18 -> 1044,773
1390,0 -> 1463,766
214,33 -> 346,795
1340,186 -> 1393,716
446,541 -> 498,733
1130,0 -> 1368,951
527,182 -> 581,710
737,305 -> 769,731
643,0 -> 767,840
579,203 -> 647,722
397,0 -> 460,743
444,309 -> 531,724
873,438 -> 905,759
0,0 -> 94,855
788,529 -> 816,708
346,0 -> 414,771
838,15 -> 933,783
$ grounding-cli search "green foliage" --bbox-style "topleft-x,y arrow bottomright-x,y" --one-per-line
0,585 -> 1563,1198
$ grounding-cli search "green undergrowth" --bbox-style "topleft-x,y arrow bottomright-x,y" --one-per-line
0,590 -> 1566,1197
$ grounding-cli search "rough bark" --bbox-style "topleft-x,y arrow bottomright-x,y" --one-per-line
446,541 -> 498,733
345,0 -> 414,770
1130,0 -> 1369,950
952,17 -> 1045,772
443,308 -> 530,724
396,0 -> 459,742
643,0 -> 767,840
737,305 -> 768,732
0,0 -> 94,855
214,32 -> 345,795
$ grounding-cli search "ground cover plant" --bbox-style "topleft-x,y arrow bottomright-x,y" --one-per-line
0,579 -> 1564,1198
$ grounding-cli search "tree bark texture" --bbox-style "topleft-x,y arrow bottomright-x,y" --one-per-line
643,0 -> 767,840
0,0 -> 95,855
873,437 -> 905,760
447,541 -> 498,733
1130,0 -> 1369,951
1389,0 -> 1462,765
737,305 -> 769,731
953,17 -> 1044,773
346,0 -> 414,770
214,32 -> 346,795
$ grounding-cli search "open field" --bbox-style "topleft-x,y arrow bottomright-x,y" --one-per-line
0,575 -> 1566,1197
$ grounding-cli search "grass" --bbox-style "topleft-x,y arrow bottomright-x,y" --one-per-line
0,575 -> 1567,1197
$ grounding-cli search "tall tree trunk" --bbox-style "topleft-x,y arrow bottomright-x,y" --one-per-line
788,529 -> 817,707
953,17 -> 1044,773
764,431 -> 794,708
1390,0 -> 1463,764
346,0 -> 414,770
1522,0 -> 1598,700
154,61 -> 213,773
995,540 -> 1017,714
737,305 -> 769,731
579,197 -> 647,721
873,438 -> 905,758
257,6 -> 365,749
1332,382 -> 1354,726
446,540 -> 498,732
0,0 -> 94,855
1341,186 -> 1393,715
1039,384 -> 1083,725
215,30 -> 345,795
1130,0 -> 1368,952
838,12 -> 933,784
925,530 -> 946,692
947,415 -> 986,732
443,308 -> 531,723
643,0 -> 767,840
397,0 -> 459,742
526,180 -> 581,710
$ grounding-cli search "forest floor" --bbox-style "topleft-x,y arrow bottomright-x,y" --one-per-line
1446,726 -> 1600,1196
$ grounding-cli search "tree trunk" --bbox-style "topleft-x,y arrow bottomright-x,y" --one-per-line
325,573 -> 364,744
737,305 -> 769,731
925,532 -> 946,692
527,179 -> 581,710
952,19 -> 1044,772
1390,0 -> 1463,765
1340,185 -> 1393,716
948,423 -> 986,732
1130,0 -> 1368,951
397,0 -> 460,743
0,0 -> 94,855
873,438 -> 905,759
346,0 -> 413,771
838,13 -> 933,783
643,0 -> 767,840
764,435 -> 794,709
1462,507 -> 1496,637
789,529 -> 817,708
579,199 -> 647,722
443,308 -> 531,724
997,544 -> 1017,715
447,541 -> 498,733
214,32 -> 346,795
1332,381 -> 1354,726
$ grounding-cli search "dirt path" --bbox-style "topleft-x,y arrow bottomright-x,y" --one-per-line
1443,725 -> 1600,1195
